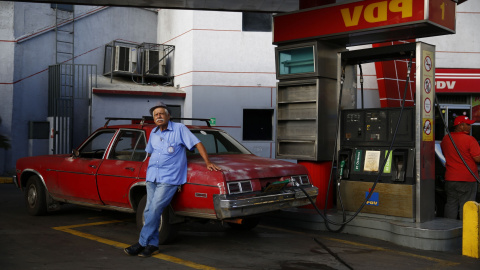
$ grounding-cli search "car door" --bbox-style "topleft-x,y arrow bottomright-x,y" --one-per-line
96,129 -> 148,208
52,129 -> 117,204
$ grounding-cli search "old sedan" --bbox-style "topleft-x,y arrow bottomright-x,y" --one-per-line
15,117 -> 318,244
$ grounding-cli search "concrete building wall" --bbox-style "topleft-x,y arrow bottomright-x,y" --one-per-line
157,9 -> 194,117
0,3 -> 158,174
157,10 -> 277,157
91,93 -> 185,128
190,11 -> 277,157
0,2 -> 15,174
193,85 -> 276,157
2,4 -> 278,175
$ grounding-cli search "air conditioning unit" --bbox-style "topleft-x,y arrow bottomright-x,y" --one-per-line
114,46 -> 137,73
144,49 -> 166,76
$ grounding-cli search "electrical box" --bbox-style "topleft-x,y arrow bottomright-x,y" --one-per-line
29,121 -> 49,139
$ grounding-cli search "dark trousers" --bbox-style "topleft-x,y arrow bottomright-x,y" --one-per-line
444,181 -> 477,220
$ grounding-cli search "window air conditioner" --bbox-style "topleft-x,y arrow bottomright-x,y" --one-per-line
144,49 -> 166,76
114,46 -> 137,73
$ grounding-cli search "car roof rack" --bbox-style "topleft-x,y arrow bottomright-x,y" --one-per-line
104,117 -> 212,127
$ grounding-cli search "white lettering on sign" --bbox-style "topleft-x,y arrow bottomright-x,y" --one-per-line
340,0 -> 413,27
436,81 -> 456,89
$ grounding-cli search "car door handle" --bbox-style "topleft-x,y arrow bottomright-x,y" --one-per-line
89,165 -> 97,169
125,167 -> 135,172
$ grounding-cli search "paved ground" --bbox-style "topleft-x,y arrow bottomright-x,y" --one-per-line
1,182 -> 479,270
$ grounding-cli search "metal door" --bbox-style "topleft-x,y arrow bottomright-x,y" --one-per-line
48,64 -> 97,154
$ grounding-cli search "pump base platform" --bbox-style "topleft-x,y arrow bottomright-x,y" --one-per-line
264,208 -> 463,252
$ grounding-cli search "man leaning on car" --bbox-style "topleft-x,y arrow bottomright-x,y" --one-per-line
124,102 -> 221,258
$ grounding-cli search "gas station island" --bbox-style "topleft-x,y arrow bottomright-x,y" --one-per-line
268,0 -> 479,253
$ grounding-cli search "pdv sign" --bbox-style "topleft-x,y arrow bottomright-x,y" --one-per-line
273,0 -> 456,46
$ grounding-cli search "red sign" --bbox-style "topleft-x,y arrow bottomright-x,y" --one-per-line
435,69 -> 480,93
273,0 -> 456,45
429,0 -> 456,30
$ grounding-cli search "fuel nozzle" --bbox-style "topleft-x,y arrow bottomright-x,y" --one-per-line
290,178 -> 300,187
339,159 -> 346,180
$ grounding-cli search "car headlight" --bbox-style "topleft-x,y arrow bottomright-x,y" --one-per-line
227,180 -> 253,194
291,175 -> 310,185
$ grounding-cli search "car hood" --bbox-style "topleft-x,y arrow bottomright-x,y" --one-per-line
188,154 -> 307,181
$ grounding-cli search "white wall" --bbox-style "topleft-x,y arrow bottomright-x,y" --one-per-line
157,9 -> 195,116
157,10 -> 277,157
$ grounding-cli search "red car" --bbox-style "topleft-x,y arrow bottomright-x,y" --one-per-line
14,117 -> 318,243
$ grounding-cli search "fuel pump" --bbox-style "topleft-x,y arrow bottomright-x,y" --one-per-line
335,42 -> 436,222
338,107 -> 416,218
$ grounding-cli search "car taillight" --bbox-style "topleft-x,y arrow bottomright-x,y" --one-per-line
227,181 -> 253,194
291,175 -> 310,185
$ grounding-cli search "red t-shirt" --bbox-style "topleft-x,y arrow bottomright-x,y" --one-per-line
441,132 -> 480,182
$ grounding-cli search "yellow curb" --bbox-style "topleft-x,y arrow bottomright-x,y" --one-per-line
463,201 -> 480,258
0,177 -> 13,184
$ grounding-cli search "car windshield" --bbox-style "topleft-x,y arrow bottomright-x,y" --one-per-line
189,129 -> 251,155
77,129 -> 116,159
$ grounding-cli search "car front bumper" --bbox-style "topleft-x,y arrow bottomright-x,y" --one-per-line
213,185 -> 318,220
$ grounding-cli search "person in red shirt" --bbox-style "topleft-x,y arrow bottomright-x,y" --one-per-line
440,115 -> 480,220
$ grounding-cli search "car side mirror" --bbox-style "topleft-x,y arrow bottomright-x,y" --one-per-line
72,149 -> 80,158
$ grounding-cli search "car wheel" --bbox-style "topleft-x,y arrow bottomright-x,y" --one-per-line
136,195 -> 178,245
227,217 -> 260,231
25,175 -> 48,216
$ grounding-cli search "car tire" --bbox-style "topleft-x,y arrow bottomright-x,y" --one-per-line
227,217 -> 260,231
136,195 -> 178,245
25,175 -> 48,216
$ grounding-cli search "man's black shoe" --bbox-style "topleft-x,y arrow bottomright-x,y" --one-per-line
138,245 -> 159,258
124,242 -> 145,256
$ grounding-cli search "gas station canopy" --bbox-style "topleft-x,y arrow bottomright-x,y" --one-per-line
7,0 -> 301,12
6,0 -> 470,13
6,0 -> 469,12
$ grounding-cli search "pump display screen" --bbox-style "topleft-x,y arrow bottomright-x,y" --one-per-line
341,108 -> 414,147
365,111 -> 387,141
277,46 -> 315,76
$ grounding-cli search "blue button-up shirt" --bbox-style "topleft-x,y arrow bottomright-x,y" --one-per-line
145,121 -> 200,185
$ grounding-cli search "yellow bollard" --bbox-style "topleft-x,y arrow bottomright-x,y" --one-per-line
463,201 -> 480,258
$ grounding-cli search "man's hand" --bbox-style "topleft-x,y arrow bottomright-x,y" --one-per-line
206,162 -> 221,171
195,142 -> 222,171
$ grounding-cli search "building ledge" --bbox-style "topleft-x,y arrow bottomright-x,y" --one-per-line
93,76 -> 186,97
